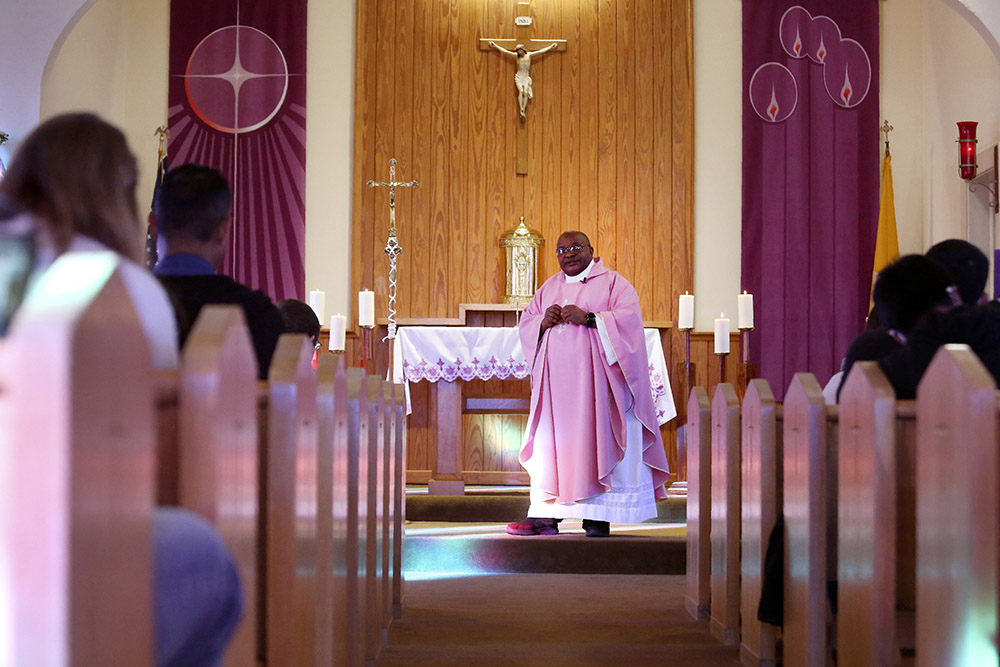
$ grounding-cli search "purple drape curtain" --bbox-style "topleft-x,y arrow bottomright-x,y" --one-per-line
742,1 -> 880,399
167,0 -> 307,302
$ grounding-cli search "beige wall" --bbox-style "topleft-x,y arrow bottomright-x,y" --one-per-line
41,0 -> 169,229
38,0 -> 1000,330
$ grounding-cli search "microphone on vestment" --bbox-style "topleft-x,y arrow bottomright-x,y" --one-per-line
581,277 -> 587,283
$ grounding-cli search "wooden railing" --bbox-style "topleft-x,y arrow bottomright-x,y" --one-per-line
0,254 -> 407,666
686,344 -> 998,666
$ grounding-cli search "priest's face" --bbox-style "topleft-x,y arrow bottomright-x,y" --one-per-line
556,232 -> 593,276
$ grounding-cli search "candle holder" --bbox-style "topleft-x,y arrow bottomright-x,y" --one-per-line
736,327 -> 757,398
717,352 -> 728,384
674,326 -> 697,479
361,325 -> 375,374
675,328 -> 697,395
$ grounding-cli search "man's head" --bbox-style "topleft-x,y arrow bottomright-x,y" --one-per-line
872,254 -> 953,333
926,239 -> 989,306
152,164 -> 232,269
556,231 -> 594,277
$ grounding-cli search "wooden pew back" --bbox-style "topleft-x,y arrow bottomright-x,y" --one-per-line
315,352 -> 343,664
342,367 -> 370,666
365,375 -> 387,662
380,380 -> 396,634
392,383 -> 407,619
710,383 -> 741,645
685,386 -> 712,620
739,378 -> 780,665
176,305 -> 260,666
837,361 -> 899,665
783,373 -> 833,667
265,334 -> 323,665
915,345 -> 998,666
0,255 -> 154,664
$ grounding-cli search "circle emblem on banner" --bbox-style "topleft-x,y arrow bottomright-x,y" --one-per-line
185,25 -> 289,134
749,63 -> 797,123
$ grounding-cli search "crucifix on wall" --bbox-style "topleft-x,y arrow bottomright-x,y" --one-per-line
480,1 -> 567,174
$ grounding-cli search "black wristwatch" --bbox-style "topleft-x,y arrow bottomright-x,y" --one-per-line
586,312 -> 597,328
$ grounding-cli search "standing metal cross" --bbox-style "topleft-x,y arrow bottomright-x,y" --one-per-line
367,158 -> 418,341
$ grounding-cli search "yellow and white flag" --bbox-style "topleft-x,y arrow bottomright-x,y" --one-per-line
873,152 -> 899,283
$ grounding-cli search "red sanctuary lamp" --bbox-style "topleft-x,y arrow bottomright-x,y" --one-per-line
958,121 -> 979,180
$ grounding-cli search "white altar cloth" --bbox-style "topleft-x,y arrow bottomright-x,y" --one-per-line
392,326 -> 676,424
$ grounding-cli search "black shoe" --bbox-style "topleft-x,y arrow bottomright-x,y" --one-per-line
582,519 -> 610,538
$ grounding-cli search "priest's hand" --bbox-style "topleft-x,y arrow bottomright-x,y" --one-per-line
560,304 -> 588,326
540,304 -> 563,334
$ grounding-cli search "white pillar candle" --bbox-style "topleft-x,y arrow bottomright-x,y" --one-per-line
714,313 -> 730,354
738,291 -> 754,329
358,289 -> 375,327
329,314 -> 347,351
308,289 -> 325,324
678,292 -> 694,329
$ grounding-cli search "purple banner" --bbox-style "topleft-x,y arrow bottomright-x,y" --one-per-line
167,0 -> 306,301
743,2 -> 880,397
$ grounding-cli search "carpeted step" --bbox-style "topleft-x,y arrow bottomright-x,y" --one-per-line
407,491 -> 686,524
404,522 -> 686,575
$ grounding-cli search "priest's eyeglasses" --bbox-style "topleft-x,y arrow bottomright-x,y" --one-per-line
555,243 -> 586,255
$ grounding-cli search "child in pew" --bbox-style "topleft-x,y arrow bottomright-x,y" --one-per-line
0,113 -> 244,666
835,255 -> 954,401
842,240 -> 1000,399
278,298 -> 322,369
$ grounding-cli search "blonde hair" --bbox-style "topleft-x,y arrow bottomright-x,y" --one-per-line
0,113 -> 142,262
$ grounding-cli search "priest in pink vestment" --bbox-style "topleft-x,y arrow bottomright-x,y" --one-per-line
506,231 -> 671,538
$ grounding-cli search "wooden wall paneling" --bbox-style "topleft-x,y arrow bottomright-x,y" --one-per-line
354,0 -> 693,366
598,0 -> 618,269
615,0 -> 635,286
463,413 -> 486,471
560,0 -> 581,232
408,0 -> 431,319
633,0 -> 655,317
484,2 -> 508,306
652,0 -> 673,353
466,1 -> 486,305
484,412 -> 505,472
406,379 -> 430,475
352,0 -> 378,325
448,1 -> 467,315
393,0 -> 416,321
578,0 -> 599,255
670,0 -> 694,371
373,0 -> 394,306
505,414 -> 528,472
430,0 -> 451,318
541,1 -> 564,232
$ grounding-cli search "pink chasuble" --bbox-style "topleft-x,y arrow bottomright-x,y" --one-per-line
518,259 -> 671,506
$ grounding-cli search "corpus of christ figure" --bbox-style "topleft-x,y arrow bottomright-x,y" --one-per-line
488,41 -> 559,119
